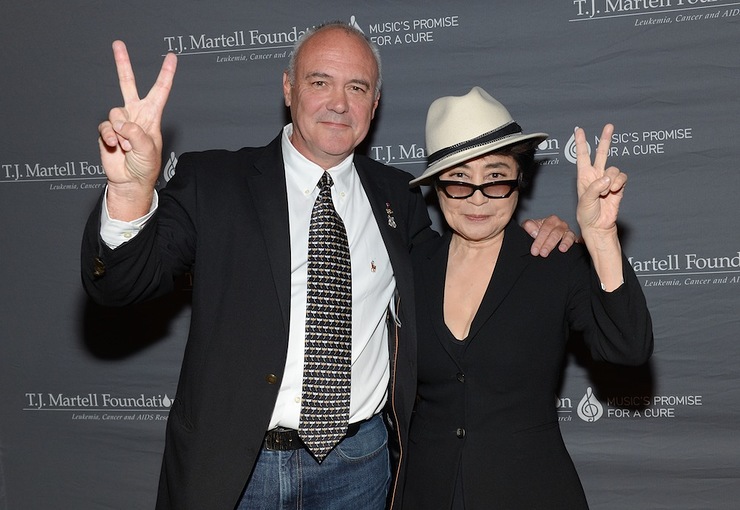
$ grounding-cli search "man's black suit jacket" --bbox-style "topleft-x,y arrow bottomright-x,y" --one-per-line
81,134 -> 435,509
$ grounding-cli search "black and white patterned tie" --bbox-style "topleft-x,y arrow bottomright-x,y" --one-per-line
299,171 -> 352,462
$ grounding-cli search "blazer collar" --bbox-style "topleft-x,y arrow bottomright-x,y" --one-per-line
248,133 -> 292,331
245,142 -> 414,333
467,221 -> 533,341
423,221 -> 533,352
354,159 -> 411,281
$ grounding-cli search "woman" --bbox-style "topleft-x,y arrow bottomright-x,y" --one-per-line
402,87 -> 653,509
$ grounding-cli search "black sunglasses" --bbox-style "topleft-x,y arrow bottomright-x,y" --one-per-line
436,179 -> 519,199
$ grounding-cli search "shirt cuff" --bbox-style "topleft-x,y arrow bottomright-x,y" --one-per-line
600,279 -> 625,292
100,188 -> 158,248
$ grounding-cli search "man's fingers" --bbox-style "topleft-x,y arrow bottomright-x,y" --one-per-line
530,228 -> 562,257
114,119 -> 156,153
145,52 -> 178,110
113,40 -> 140,105
529,215 -> 570,258
99,120 -> 119,148
521,218 -> 540,239
558,230 -> 579,252
101,106 -> 130,148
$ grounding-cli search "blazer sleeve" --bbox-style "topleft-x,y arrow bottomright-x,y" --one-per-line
80,152 -> 200,307
568,251 -> 654,366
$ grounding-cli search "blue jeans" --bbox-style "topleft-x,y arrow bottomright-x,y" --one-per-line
237,414 -> 390,510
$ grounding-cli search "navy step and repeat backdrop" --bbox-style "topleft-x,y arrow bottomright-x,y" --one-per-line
2,1 -> 739,508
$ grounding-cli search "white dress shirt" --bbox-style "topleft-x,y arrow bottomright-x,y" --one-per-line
272,124 -> 394,429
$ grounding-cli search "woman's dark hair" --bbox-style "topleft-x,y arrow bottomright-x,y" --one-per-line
495,140 -> 538,190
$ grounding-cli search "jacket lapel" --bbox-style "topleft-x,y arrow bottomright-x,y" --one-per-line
466,221 -> 532,342
354,161 -> 411,293
246,134 -> 292,331
420,233 -> 465,363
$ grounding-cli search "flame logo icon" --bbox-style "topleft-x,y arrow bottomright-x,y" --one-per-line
577,387 -> 603,423
163,152 -> 178,182
162,394 -> 173,408
564,131 -> 591,165
349,15 -> 364,33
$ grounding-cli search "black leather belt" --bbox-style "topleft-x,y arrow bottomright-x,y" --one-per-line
263,421 -> 363,451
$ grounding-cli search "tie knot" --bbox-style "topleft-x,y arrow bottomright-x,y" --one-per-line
318,172 -> 334,192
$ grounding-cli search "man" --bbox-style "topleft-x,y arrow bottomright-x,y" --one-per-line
82,22 -> 574,510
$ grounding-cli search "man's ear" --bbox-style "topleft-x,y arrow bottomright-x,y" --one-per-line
282,72 -> 292,107
371,91 -> 380,119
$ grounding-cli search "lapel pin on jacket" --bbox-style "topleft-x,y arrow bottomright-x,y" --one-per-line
385,202 -> 397,228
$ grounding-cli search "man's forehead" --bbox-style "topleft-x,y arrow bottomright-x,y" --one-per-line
297,31 -> 376,73
296,67 -> 377,90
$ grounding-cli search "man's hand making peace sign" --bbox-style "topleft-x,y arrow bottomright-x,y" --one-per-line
98,41 -> 177,221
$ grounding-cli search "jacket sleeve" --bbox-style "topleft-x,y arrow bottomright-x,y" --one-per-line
568,251 -> 654,366
80,153 -> 199,307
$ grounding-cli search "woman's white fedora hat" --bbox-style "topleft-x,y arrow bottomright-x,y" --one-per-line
410,86 -> 548,186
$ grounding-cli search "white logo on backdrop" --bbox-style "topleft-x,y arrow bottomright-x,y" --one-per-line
629,251 -> 740,288
564,131 -> 591,165
570,0 -> 740,24
162,12 -> 460,57
577,387 -> 604,422
163,152 -> 178,182
349,15 -> 364,33
560,391 -> 704,422
365,14 -> 460,47
23,392 -> 174,422
1,160 -> 106,188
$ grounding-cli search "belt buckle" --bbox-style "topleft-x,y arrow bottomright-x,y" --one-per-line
263,419 -> 367,451
264,427 -> 301,451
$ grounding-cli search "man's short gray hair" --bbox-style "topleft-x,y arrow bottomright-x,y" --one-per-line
286,21 -> 382,98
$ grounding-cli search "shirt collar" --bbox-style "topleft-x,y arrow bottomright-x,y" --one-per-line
281,124 -> 354,195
